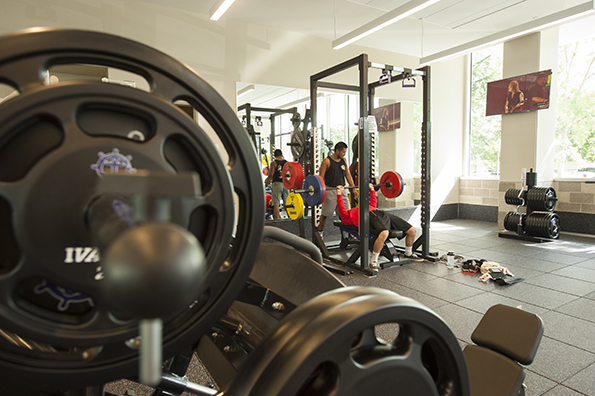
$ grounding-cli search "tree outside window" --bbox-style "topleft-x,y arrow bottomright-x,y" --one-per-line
555,36 -> 595,177
470,48 -> 503,176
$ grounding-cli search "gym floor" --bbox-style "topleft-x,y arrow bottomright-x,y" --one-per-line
107,218 -> 595,396
338,219 -> 595,396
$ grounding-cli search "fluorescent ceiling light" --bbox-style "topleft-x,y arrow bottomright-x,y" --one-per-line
237,84 -> 255,97
333,0 -> 442,50
210,0 -> 236,21
419,1 -> 595,66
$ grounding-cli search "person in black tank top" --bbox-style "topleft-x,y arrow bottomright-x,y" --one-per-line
317,142 -> 356,236
264,149 -> 289,219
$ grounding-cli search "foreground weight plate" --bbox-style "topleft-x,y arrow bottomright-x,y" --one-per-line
286,192 -> 305,220
303,175 -> 325,206
282,161 -> 304,190
226,287 -> 470,396
380,170 -> 404,198
0,28 -> 264,388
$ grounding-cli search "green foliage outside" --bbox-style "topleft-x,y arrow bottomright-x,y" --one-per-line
555,38 -> 595,174
470,52 -> 502,175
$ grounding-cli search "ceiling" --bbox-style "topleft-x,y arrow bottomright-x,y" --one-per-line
138,0 -> 595,108
140,0 -> 594,58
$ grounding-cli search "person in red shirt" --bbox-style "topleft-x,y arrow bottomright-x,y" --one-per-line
336,184 -> 422,271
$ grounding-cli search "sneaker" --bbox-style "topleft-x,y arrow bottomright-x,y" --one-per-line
318,230 -> 324,239
404,253 -> 424,262
369,262 -> 379,272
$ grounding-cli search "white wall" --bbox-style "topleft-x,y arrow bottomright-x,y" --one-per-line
429,56 -> 467,210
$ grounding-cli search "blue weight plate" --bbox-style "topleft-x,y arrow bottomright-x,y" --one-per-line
303,174 -> 325,206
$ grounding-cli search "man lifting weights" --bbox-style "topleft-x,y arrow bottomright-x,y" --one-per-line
317,142 -> 356,237
336,184 -> 423,271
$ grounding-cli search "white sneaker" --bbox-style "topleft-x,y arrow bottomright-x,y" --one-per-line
404,253 -> 424,262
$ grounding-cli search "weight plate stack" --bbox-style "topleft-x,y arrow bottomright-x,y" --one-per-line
526,186 -> 557,212
504,189 -> 525,206
525,212 -> 560,239
503,211 -> 526,234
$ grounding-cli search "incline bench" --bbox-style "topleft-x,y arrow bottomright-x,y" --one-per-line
333,221 -> 410,270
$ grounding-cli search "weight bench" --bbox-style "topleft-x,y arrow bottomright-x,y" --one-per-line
333,221 -> 409,270
464,304 -> 544,396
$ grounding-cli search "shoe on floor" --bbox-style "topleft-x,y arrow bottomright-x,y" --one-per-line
369,262 -> 379,272
404,253 -> 424,262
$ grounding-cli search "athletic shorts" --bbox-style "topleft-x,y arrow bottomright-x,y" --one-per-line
369,210 -> 412,233
321,189 -> 350,218
271,182 -> 289,206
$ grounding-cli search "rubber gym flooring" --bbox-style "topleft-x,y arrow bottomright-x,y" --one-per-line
107,219 -> 595,396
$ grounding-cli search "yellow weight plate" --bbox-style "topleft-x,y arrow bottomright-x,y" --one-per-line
286,192 -> 304,220
261,154 -> 270,165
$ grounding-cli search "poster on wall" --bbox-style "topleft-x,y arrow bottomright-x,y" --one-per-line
374,102 -> 401,131
485,69 -> 552,116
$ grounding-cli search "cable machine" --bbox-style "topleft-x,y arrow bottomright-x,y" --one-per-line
309,54 -> 434,272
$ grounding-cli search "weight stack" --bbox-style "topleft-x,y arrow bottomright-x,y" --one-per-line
525,212 -> 560,239
503,186 -> 559,239
503,212 -> 526,234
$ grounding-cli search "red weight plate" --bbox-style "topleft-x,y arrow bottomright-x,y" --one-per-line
282,162 -> 304,190
263,166 -> 268,176
316,175 -> 326,204
380,171 -> 403,198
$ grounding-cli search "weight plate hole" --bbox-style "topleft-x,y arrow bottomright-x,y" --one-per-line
295,361 -> 339,396
77,103 -> 156,142
0,196 -> 20,274
164,134 -> 212,191
0,115 -> 64,182
351,323 -> 410,366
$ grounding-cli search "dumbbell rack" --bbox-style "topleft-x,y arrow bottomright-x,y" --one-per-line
499,169 -> 560,242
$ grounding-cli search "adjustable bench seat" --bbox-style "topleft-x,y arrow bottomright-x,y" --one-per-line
333,221 -> 407,269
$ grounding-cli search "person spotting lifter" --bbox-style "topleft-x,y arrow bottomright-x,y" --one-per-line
336,184 -> 423,271
317,142 -> 356,237
264,149 -> 289,219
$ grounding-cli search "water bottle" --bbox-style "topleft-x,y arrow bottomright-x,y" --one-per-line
446,251 -> 455,269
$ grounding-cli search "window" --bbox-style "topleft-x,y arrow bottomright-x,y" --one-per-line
555,35 -> 595,178
469,46 -> 503,176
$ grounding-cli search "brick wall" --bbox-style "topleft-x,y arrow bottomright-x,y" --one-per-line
459,178 -> 500,206
552,181 -> 595,213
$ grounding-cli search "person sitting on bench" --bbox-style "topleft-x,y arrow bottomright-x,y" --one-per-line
336,184 -> 423,271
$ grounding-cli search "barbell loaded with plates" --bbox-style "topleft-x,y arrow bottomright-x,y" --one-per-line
504,187 -> 557,212
0,28 -> 264,389
284,171 -> 403,219
503,211 -> 560,239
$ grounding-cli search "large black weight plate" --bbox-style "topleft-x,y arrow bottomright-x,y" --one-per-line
526,187 -> 557,212
0,29 -> 264,387
226,287 -> 470,396
290,129 -> 305,160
